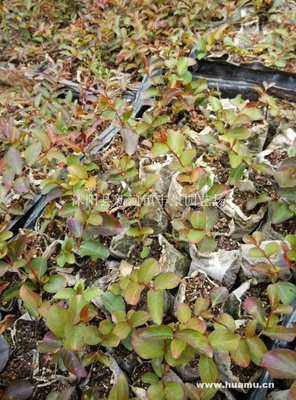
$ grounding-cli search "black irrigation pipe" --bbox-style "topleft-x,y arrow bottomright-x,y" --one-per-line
191,60 -> 296,102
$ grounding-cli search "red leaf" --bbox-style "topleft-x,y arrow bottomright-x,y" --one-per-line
87,214 -> 123,236
259,349 -> 296,379
4,380 -> 34,400
60,347 -> 87,378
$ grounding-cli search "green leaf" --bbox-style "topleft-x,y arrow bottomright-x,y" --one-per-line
153,115 -> 171,128
83,287 -> 103,301
187,229 -> 206,243
180,148 -> 196,166
129,310 -> 149,328
165,344 -> 195,367
87,212 -> 103,226
190,211 -> 206,229
267,284 -> 279,309
198,237 -> 217,253
176,57 -> 189,76
245,320 -> 258,338
278,187 -> 296,202
242,107 -> 263,121
176,303 -> 192,324
208,330 -> 240,351
47,304 -> 68,338
289,381 -> 296,400
138,258 -> 159,284
127,227 -> 154,237
209,96 -> 222,111
47,149 -> 66,164
148,289 -> 163,325
64,322 -> 85,352
170,337 -> 187,359
102,292 -> 125,314
151,358 -> 163,378
229,152 -> 243,169
165,381 -> 186,400
229,126 -> 250,139
153,272 -> 181,290
141,372 -> 159,384
0,231 -> 13,242
44,274 -> 66,293
138,325 -> 173,340
95,350 -> 110,366
214,313 -> 236,333
5,147 -> 23,174
167,130 -> 184,155
31,127 -> 51,150
147,383 -> 165,400
246,337 -> 268,365
25,142 -> 42,166
185,382 -> 218,400
30,256 -> 47,279
80,240 -> 109,261
273,304 -> 293,314
259,349 -> 296,379
84,325 -> 102,345
151,142 -> 169,155
253,163 -> 274,175
175,329 -> 213,357
143,174 -> 160,189
53,288 -> 76,300
182,70 -> 192,85
68,164 -> 88,180
108,374 -> 129,400
199,354 -> 219,383
272,204 -> 294,224
230,339 -> 251,368
275,282 -> 296,304
112,310 -> 126,324
287,249 -> 296,261
124,281 -> 145,305
131,330 -> 165,359
248,247 -> 264,257
68,294 -> 87,325
264,242 -> 281,257
286,235 -> 296,248
194,297 -> 210,315
144,87 -> 161,99
101,333 -> 120,348
203,184 -> 230,205
263,326 -> 296,342
229,163 -> 247,185
112,322 -> 130,340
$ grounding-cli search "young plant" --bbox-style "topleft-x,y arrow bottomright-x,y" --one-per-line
248,156 -> 296,225
108,157 -> 161,258
37,279 -> 106,377
243,231 -> 296,284
151,127 -> 230,252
